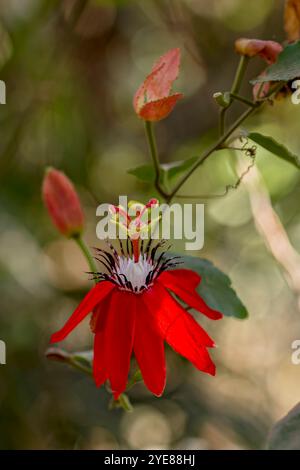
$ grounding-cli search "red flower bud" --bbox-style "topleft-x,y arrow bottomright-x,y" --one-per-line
42,167 -> 84,237
235,38 -> 283,64
133,48 -> 183,122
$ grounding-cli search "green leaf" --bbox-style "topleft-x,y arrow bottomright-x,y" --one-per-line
128,156 -> 198,184
267,402 -> 300,449
128,164 -> 155,183
248,132 -> 300,169
251,41 -> 300,83
162,156 -> 198,179
180,255 -> 248,319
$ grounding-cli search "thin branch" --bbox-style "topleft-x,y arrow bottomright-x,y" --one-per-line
219,107 -> 226,136
218,55 -> 250,137
144,121 -> 169,199
166,105 -> 258,203
230,93 -> 257,108
175,149 -> 257,200
165,81 -> 285,203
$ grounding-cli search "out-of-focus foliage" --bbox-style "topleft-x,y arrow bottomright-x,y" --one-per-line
1,0 -> 300,450
267,402 -> 300,449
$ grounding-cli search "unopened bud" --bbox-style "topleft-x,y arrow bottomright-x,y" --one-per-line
42,167 -> 84,238
213,91 -> 231,107
235,38 -> 283,64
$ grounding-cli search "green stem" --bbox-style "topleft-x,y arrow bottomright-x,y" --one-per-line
218,55 -> 249,137
231,55 -> 249,97
74,235 -> 98,284
219,108 -> 226,136
145,121 -> 160,182
230,92 -> 256,107
144,121 -> 169,199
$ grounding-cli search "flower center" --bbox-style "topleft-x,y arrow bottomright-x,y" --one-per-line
116,255 -> 153,291
91,239 -> 182,294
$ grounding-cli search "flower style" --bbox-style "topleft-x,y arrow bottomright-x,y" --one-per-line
133,48 -> 183,121
50,199 -> 222,399
42,167 -> 84,238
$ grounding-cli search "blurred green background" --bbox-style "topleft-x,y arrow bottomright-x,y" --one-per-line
1,0 -> 300,450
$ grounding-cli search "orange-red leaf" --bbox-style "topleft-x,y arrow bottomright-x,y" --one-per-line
138,93 -> 183,122
133,48 -> 182,121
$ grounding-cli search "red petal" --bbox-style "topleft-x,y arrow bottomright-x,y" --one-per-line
138,93 -> 183,122
145,284 -> 216,375
92,295 -> 112,387
133,48 -> 181,114
143,285 -> 215,347
105,291 -> 136,399
50,281 -> 115,343
134,296 -> 166,396
161,269 -> 201,289
159,269 -> 222,320
93,332 -> 108,387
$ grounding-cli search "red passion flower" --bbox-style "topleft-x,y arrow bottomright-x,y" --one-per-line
50,200 -> 222,399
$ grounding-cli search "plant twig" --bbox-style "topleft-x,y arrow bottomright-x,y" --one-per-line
231,55 -> 249,97
219,107 -> 226,136
175,150 -> 256,200
230,93 -> 257,107
144,121 -> 169,199
218,56 -> 250,136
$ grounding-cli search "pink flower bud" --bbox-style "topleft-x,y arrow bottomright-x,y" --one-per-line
42,167 -> 84,237
235,38 -> 283,64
